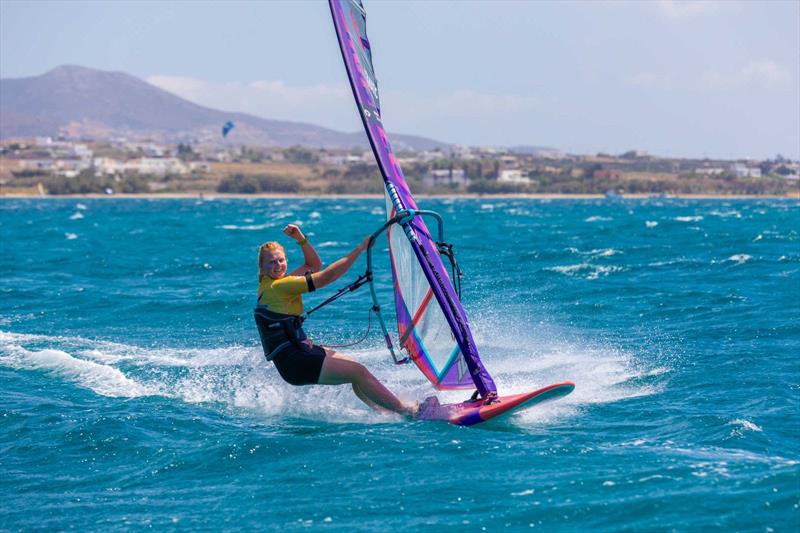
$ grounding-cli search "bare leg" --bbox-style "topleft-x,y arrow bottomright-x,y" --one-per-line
318,349 -> 415,415
352,384 -> 389,413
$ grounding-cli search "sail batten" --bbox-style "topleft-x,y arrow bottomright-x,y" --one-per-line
329,0 -> 497,396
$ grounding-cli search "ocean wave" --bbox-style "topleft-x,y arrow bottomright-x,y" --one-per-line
545,263 -> 624,280
219,222 -> 274,231
0,330 -> 407,424
708,210 -> 742,218
723,254 -> 752,265
674,215 -> 703,222
69,212 -> 84,220
65,233 -> 78,240
568,247 -> 621,258
0,343 -> 154,398
645,221 -> 658,228
0,320 -> 655,428
728,418 -> 763,435
585,215 -> 612,222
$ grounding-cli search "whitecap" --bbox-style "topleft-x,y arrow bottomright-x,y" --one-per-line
595,249 -> 619,257
709,210 -> 741,218
645,221 -> 658,228
545,263 -> 623,280
308,211 -> 321,219
75,203 -> 87,210
585,216 -> 612,222
219,223 -> 273,231
511,489 -> 535,497
0,344 -> 153,398
675,215 -> 703,222
65,233 -> 78,240
725,254 -> 752,265
729,419 -> 762,432
567,248 -> 620,258
69,212 -> 84,220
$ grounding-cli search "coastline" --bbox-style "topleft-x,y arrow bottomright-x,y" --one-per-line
1,192 -> 797,200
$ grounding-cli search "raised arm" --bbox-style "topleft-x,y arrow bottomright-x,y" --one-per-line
311,235 -> 371,290
284,224 -> 323,275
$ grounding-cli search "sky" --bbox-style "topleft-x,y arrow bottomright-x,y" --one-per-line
1,0 -> 798,160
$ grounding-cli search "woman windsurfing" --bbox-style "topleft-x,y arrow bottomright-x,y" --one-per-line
255,224 -> 419,416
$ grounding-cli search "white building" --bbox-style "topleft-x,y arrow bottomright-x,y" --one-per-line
417,150 -> 445,163
18,159 -> 54,171
730,163 -> 762,178
127,157 -> 189,176
54,158 -> 92,177
320,153 -> 365,165
695,167 -> 725,176
450,145 -> 477,160
73,144 -> 93,158
93,157 -> 126,175
497,169 -> 531,184
423,169 -> 468,188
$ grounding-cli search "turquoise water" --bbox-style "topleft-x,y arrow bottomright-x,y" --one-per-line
1,198 -> 798,530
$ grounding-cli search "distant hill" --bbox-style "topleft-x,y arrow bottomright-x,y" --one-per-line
0,65 -> 450,151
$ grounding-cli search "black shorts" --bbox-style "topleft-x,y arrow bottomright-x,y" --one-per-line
271,344 -> 327,386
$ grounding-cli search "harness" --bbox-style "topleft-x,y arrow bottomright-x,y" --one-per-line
253,306 -> 308,361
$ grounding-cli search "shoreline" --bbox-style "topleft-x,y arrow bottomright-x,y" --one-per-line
1,192 -> 797,200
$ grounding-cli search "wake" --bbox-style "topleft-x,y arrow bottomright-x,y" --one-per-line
0,322 -> 665,427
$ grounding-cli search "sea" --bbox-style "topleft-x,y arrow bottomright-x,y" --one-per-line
1,197 -> 798,531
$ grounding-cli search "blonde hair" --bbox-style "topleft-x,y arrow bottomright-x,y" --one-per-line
258,241 -> 285,282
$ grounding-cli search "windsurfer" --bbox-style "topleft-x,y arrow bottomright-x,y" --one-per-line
254,224 -> 418,416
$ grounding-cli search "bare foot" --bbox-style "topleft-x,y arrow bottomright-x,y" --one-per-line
403,401 -> 420,417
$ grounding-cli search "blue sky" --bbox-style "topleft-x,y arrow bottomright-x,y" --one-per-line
2,0 -> 798,159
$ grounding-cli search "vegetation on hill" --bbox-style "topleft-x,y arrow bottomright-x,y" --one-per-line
217,173 -> 300,194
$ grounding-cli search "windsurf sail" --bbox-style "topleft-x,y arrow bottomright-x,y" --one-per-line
329,0 -> 497,397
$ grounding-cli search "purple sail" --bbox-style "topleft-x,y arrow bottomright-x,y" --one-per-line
329,0 -> 496,396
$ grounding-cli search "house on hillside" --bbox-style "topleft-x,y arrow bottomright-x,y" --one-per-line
695,167 -> 725,176
93,157 -> 126,175
497,169 -> 530,184
423,169 -> 468,188
499,155 -> 519,168
127,157 -> 189,176
730,163 -> 761,178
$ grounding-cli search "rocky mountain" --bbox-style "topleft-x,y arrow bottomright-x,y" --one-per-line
0,65 -> 450,151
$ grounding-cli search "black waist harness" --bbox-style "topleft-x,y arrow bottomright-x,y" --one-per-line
253,306 -> 308,361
